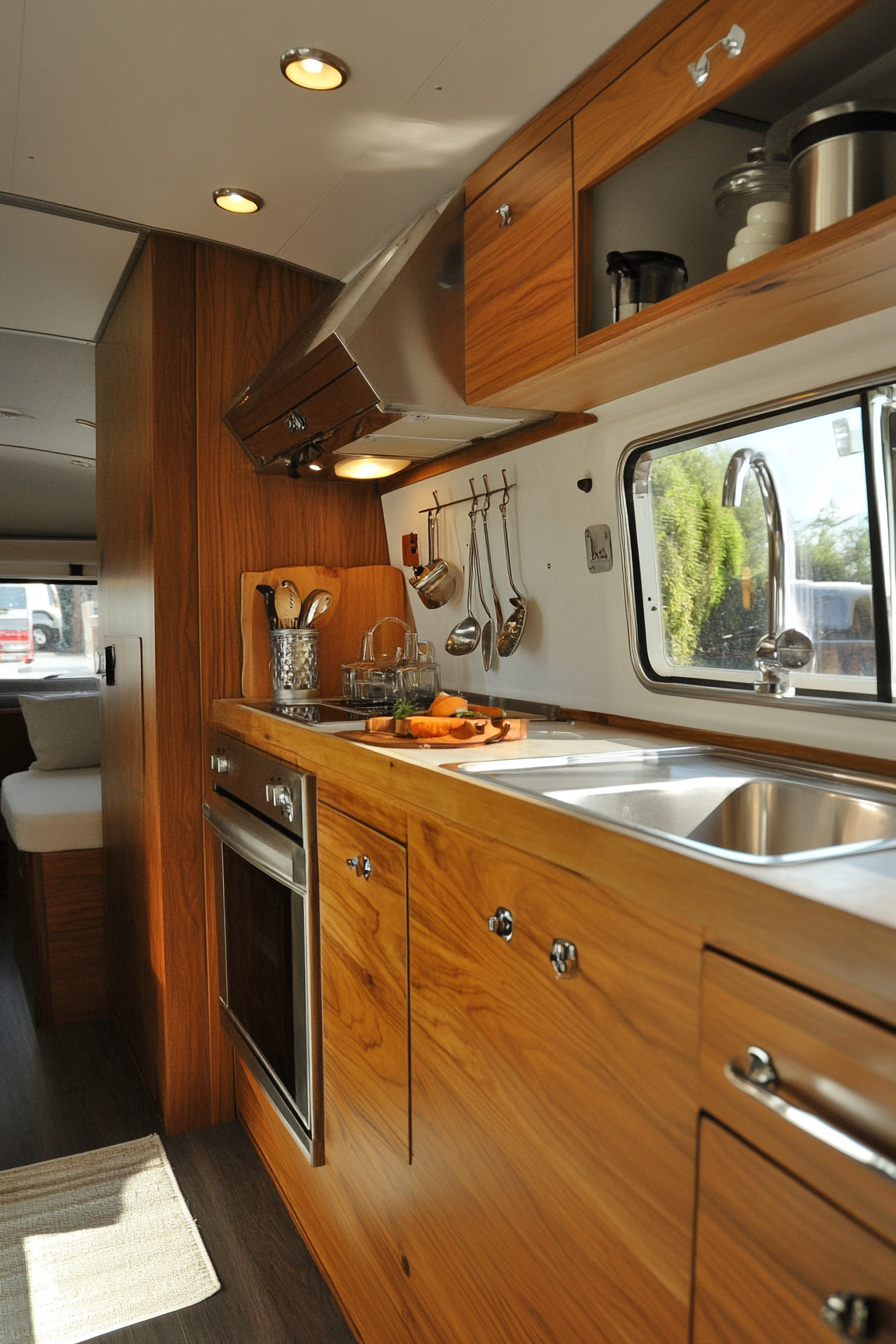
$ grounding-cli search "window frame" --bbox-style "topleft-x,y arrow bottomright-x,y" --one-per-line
618,371 -> 896,720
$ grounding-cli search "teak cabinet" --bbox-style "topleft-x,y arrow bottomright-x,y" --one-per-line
695,951 -> 896,1342
463,0 -> 892,413
405,815 -> 700,1344
216,711 -> 896,1344
464,124 -> 575,404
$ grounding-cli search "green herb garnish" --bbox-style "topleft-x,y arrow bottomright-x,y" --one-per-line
392,697 -> 416,720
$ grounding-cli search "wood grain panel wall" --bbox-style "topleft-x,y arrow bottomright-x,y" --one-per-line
98,235 -> 395,1135
97,236 -> 207,1129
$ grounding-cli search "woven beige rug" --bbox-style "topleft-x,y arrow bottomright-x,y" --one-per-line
0,1134 -> 220,1344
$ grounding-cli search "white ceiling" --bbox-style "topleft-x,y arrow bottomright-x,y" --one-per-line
0,0 -> 658,541
2,0 -> 652,279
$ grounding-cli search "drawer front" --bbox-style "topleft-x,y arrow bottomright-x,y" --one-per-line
700,951 -> 896,1244
244,366 -> 379,461
694,1118 -> 896,1343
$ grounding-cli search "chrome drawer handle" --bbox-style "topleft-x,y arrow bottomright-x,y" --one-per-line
687,23 -> 744,87
495,204 -> 513,227
346,855 -> 372,880
725,1047 -> 896,1186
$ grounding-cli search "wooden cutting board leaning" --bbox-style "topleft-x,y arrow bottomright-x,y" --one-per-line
240,564 -> 408,699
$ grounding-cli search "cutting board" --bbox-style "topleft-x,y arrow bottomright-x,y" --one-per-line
241,565 -> 408,699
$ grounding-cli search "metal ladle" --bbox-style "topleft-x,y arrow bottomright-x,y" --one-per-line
468,480 -> 495,671
445,498 -> 482,656
481,476 -> 504,664
496,474 -> 528,657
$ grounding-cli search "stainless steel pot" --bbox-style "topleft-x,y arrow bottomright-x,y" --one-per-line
790,102 -> 896,236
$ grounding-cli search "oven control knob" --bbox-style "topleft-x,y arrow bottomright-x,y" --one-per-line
265,782 -> 295,824
209,753 -> 232,774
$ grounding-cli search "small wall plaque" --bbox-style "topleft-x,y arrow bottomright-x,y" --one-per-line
585,524 -> 612,574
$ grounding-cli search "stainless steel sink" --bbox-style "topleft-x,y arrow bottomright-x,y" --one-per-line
447,747 -> 896,864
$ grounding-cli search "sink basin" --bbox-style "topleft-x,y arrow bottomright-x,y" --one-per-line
448,747 -> 896,864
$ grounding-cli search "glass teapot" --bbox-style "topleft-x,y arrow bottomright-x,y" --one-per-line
342,618 -> 440,706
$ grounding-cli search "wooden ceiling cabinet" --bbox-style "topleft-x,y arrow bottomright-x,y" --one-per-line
463,0 -> 892,414
464,124 -> 576,405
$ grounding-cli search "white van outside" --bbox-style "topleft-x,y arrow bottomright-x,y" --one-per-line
0,583 -> 63,649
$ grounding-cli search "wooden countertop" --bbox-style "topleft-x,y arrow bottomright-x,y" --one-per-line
210,699 -> 896,1029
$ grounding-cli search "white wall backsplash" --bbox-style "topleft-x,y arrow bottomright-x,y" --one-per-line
381,305 -> 896,762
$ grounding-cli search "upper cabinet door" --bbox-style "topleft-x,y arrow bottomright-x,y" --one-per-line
574,0 -> 865,192
465,123 -> 575,405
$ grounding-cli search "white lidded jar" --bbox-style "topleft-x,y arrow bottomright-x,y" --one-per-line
714,147 -> 791,267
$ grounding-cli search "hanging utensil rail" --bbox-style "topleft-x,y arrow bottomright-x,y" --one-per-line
417,471 -> 517,517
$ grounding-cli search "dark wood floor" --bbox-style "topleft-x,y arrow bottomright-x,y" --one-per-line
0,895 -> 357,1344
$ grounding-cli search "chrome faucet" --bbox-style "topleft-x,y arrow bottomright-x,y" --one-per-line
721,447 -> 814,696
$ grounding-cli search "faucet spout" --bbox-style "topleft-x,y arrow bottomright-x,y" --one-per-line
721,446 -> 812,695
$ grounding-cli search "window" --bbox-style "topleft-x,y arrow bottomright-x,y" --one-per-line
623,382 -> 896,707
0,582 -> 98,676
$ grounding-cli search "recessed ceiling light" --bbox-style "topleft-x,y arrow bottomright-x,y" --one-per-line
333,456 -> 411,480
308,461 -> 324,471
0,407 -> 33,420
75,418 -> 96,429
70,458 -> 94,469
213,188 -> 264,214
280,47 -> 349,91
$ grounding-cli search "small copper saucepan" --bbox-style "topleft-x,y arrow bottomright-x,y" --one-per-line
410,508 -> 456,608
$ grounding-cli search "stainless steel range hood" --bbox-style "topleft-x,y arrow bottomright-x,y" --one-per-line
222,191 -> 553,476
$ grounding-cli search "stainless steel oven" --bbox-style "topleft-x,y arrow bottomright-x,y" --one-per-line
203,732 -> 323,1164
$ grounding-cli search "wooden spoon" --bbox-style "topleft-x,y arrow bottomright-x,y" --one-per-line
275,579 -> 302,628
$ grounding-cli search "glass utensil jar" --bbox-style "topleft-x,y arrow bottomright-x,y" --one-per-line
270,628 -> 320,702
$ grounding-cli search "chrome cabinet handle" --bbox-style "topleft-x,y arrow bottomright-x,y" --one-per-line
495,204 -> 513,227
346,855 -> 372,880
687,22 -> 744,87
550,939 -> 578,977
487,907 -> 513,941
724,1047 -> 896,1186
285,408 -> 309,435
820,1291 -> 875,1339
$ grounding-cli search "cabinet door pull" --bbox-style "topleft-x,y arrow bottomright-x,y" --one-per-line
487,907 -> 513,941
495,204 -> 513,227
549,938 -> 578,977
346,855 -> 373,880
687,23 -> 745,87
724,1047 -> 896,1185
820,1291 -> 875,1339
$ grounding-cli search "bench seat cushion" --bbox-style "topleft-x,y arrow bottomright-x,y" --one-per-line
1,767 -> 102,853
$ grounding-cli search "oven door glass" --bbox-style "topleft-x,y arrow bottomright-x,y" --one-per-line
220,843 -> 310,1129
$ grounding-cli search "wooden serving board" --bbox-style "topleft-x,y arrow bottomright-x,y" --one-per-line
337,721 -> 523,750
241,565 -> 408,699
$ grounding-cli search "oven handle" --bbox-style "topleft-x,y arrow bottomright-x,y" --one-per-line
203,796 -> 305,890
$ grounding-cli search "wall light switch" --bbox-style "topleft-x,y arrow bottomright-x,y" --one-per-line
401,532 -> 420,567
585,524 -> 612,574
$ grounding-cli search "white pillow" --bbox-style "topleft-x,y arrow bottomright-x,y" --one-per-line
19,693 -> 101,772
